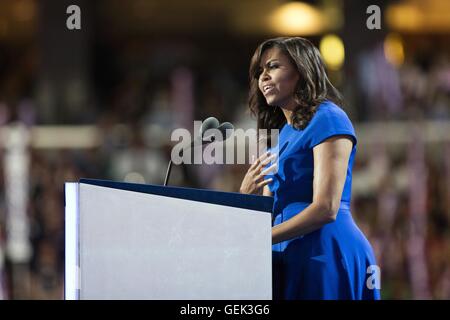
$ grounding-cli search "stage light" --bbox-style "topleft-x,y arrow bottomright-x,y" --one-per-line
386,3 -> 422,32
269,2 -> 324,35
320,34 -> 345,70
12,0 -> 36,22
387,1 -> 450,32
384,33 -> 404,67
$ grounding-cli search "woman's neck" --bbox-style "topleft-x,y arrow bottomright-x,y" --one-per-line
279,99 -> 298,125
281,109 -> 292,125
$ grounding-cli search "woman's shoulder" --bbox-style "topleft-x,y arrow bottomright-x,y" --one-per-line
314,100 -> 350,120
303,100 -> 357,148
306,100 -> 353,129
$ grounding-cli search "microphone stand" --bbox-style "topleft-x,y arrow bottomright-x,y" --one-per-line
163,159 -> 173,186
164,136 -> 216,186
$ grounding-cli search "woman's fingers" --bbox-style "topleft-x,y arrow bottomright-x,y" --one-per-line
257,153 -> 277,171
251,152 -> 276,173
250,151 -> 271,168
260,162 -> 278,176
256,177 -> 273,188
249,155 -> 260,170
258,150 -> 273,162
242,152 -> 277,194
252,162 -> 277,184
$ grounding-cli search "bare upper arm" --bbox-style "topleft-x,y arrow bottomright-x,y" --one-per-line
312,135 -> 353,215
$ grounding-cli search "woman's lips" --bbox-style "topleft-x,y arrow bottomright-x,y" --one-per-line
263,85 -> 276,95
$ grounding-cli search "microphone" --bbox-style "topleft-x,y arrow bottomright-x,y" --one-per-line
188,116 -> 220,149
215,122 -> 234,141
200,117 -> 220,135
164,117 -> 233,186
201,121 -> 234,144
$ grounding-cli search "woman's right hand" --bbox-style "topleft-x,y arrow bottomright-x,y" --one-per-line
239,152 -> 276,195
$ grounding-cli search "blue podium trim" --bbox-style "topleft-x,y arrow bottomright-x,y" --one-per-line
79,179 -> 273,213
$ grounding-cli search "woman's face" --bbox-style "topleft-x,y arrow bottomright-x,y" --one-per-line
258,47 -> 300,110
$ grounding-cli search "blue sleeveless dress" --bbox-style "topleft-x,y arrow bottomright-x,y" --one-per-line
265,101 -> 380,300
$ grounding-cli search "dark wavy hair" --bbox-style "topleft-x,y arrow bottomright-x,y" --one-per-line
248,37 -> 342,135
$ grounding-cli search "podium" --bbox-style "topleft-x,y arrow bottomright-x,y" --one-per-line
65,179 -> 273,300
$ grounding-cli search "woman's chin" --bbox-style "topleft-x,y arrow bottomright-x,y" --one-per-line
265,97 -> 295,110
265,97 -> 279,106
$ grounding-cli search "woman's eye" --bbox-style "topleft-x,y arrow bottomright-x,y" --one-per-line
256,64 -> 278,78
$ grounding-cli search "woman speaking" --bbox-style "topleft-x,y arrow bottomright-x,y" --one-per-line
240,37 -> 380,300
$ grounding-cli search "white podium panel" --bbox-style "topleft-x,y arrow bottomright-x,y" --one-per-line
65,182 -> 272,300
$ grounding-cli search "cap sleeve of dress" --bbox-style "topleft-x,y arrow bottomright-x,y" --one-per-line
303,102 -> 357,149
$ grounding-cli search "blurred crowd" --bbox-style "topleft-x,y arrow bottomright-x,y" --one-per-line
0,34 -> 450,299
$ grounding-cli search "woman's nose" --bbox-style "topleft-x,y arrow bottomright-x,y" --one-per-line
260,69 -> 270,81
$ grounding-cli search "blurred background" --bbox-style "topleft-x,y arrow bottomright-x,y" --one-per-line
0,0 -> 449,299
